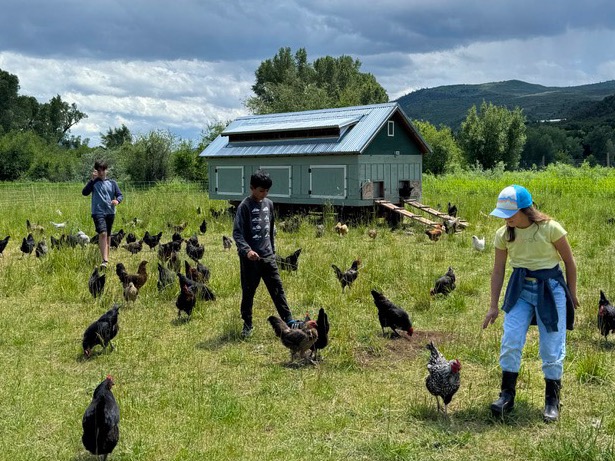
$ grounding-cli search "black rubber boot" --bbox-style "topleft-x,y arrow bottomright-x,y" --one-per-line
543,379 -> 561,423
491,371 -> 518,417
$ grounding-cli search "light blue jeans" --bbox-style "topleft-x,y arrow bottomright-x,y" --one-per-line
500,279 -> 567,380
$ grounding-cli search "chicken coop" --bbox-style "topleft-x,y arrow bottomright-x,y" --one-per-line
200,102 -> 431,217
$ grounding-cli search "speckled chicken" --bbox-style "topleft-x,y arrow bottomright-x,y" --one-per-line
268,316 -> 318,363
598,290 -> 615,341
425,341 -> 461,415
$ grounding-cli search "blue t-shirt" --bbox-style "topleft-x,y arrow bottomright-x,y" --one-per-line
82,178 -> 123,216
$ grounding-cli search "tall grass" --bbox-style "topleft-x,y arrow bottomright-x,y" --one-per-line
1,167 -> 615,460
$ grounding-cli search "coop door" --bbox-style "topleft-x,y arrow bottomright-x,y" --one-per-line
309,165 -> 347,199
215,166 -> 244,196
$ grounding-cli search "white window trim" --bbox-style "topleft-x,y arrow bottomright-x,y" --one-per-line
259,165 -> 291,197
215,166 -> 244,196
309,165 -> 347,199
388,120 -> 394,137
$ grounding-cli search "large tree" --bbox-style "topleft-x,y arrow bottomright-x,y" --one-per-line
458,101 -> 526,170
246,47 -> 388,114
413,120 -> 464,175
101,124 -> 132,150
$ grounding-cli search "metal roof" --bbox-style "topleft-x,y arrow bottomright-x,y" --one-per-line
200,102 -> 430,158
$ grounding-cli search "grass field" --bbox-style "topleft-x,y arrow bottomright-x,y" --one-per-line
1,166 -> 615,461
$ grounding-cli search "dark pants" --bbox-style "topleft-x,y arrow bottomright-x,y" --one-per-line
92,214 -> 115,235
240,256 -> 292,326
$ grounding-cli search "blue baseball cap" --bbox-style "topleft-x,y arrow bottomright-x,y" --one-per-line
490,185 -> 533,218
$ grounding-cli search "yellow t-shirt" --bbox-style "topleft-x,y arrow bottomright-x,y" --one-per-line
494,220 -> 567,271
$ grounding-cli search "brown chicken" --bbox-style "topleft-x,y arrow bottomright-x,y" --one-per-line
425,223 -> 444,241
123,281 -> 138,302
268,316 -> 318,363
116,260 -> 148,290
334,222 -> 349,236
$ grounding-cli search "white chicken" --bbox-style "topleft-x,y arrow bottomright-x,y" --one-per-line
472,235 -> 485,251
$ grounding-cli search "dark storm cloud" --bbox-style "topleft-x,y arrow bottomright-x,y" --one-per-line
2,0 -> 615,62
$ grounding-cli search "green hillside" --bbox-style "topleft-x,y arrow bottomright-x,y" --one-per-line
397,79 -> 615,128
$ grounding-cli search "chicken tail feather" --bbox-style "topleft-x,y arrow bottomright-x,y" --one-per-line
267,315 -> 289,338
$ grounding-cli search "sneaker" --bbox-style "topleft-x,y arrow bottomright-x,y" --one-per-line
287,319 -> 305,329
241,323 -> 254,338
100,260 -> 108,268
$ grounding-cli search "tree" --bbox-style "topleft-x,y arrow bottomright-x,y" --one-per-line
36,95 -> 87,144
123,130 -> 175,182
0,69 -> 20,134
101,124 -> 132,150
246,47 -> 388,114
0,131 -> 43,180
583,125 -> 615,166
458,101 -> 526,170
413,120 -> 464,174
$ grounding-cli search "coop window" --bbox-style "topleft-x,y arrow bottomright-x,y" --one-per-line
388,121 -> 394,137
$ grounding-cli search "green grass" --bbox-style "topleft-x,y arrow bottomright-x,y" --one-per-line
2,168 -> 615,460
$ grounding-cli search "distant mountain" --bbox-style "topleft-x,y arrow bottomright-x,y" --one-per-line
396,79 -> 615,129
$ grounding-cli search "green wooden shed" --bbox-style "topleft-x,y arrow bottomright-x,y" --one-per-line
200,102 -> 431,209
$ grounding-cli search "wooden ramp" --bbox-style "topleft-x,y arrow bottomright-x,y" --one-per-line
404,199 -> 469,229
375,200 -> 440,227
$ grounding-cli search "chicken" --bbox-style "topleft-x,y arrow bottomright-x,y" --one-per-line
309,307 -> 329,360
443,218 -> 459,235
88,266 -> 106,298
50,221 -> 66,229
472,235 -> 486,251
76,230 -> 91,246
447,202 -> 458,218
267,315 -> 318,363
368,228 -> 377,239
172,231 -> 183,243
222,235 -> 233,250
199,219 -> 207,234
195,261 -> 211,283
115,260 -> 148,290
425,341 -> 461,415
430,266 -> 456,296
167,250 -> 181,272
82,304 -> 120,357
331,259 -> 361,291
186,239 -> 205,262
371,289 -> 414,337
35,238 -> 48,257
177,272 -> 215,301
334,222 -> 349,236
425,223 -> 444,241
82,375 -> 119,461
26,219 -> 45,233
170,221 -> 187,233
110,229 -> 125,249
121,239 -> 143,254
598,290 -> 615,341
157,241 -> 175,261
275,248 -> 302,271
20,233 -> 35,257
315,224 -> 325,238
123,281 -> 138,303
176,276 -> 197,318
157,262 -> 176,291
50,235 -> 64,250
0,235 -> 10,257
65,233 -> 81,248
143,231 -> 163,250
125,232 -> 137,244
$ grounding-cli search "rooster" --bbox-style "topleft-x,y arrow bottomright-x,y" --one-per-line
598,290 -> 615,341
371,290 -> 414,337
425,341 -> 461,415
116,260 -> 148,290
143,231 -> 163,250
275,248 -> 302,271
332,259 -> 361,291
157,262 -> 176,291
0,235 -> 9,257
430,267 -> 456,296
88,266 -> 106,298
20,233 -> 35,257
222,235 -> 233,250
472,235 -> 485,251
82,375 -> 120,461
267,316 -> 318,363
82,304 -> 120,357
425,224 -> 444,241
309,308 -> 329,360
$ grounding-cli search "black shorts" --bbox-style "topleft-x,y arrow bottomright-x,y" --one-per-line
92,214 -> 115,235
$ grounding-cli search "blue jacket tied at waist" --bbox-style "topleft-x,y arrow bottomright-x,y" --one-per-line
502,265 -> 574,332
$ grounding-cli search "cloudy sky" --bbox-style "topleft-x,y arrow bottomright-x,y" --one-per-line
1,0 -> 614,146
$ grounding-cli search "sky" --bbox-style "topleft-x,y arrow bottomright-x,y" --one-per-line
1,0 -> 614,146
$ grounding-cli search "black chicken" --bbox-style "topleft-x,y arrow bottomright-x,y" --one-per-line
0,235 -> 9,257
82,375 -> 119,460
157,262 -> 176,291
447,202 -> 458,217
35,238 -> 48,257
110,229 -> 125,249
171,231 -> 183,242
275,248 -> 302,271
122,239 -> 143,254
598,290 -> 615,341
371,290 -> 414,337
199,219 -> 207,234
425,341 -> 461,415
186,239 -> 205,262
177,272 -> 215,301
176,275 -> 197,318
20,233 -> 35,257
309,307 -> 329,360
88,266 -> 106,298
125,232 -> 137,244
143,231 -> 163,250
82,304 -> 120,357
430,267 -> 456,296
331,259 -> 361,292
50,234 -> 64,250
222,235 -> 233,250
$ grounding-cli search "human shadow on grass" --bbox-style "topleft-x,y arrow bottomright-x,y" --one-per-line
170,316 -> 192,326
196,328 -> 246,350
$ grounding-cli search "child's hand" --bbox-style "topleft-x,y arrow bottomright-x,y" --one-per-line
482,307 -> 499,329
91,170 -> 99,180
247,250 -> 260,261
111,200 -> 119,206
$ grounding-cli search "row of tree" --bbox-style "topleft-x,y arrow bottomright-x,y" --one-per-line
1,47 -> 614,183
